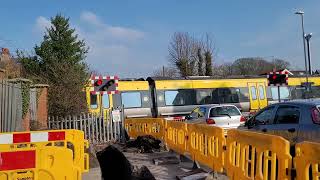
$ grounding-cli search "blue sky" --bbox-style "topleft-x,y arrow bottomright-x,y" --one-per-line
0,0 -> 319,77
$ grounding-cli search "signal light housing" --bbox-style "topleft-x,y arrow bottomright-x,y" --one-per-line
94,79 -> 103,86
267,72 -> 288,86
91,75 -> 119,94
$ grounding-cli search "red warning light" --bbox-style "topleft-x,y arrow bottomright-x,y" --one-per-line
273,75 -> 277,80
95,79 -> 103,86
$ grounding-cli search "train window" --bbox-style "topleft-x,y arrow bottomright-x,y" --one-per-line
141,91 -> 151,108
250,86 -> 257,100
165,91 -> 179,105
266,86 -> 273,100
90,94 -> 98,109
271,87 -> 289,100
196,89 -> 214,104
290,86 -> 304,99
218,88 -> 240,103
238,88 -> 250,102
156,91 -> 165,107
308,86 -> 320,98
259,86 -> 265,100
102,95 -> 109,108
121,92 -> 142,108
164,90 -> 196,106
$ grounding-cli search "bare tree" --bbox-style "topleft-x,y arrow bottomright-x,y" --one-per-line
213,63 -> 233,77
168,32 -> 216,77
203,33 -> 215,76
168,32 -> 196,76
271,59 -> 290,70
152,66 -> 178,77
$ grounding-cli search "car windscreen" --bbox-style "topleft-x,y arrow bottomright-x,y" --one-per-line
210,106 -> 240,117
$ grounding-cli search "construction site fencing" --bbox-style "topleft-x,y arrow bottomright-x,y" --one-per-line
164,120 -> 188,155
125,118 -> 165,139
125,118 -> 320,180
295,141 -> 320,180
48,107 -> 125,144
187,123 -> 226,173
225,129 -> 292,180
0,129 -> 88,180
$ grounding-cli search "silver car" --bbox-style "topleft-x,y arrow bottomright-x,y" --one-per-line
185,105 -> 246,130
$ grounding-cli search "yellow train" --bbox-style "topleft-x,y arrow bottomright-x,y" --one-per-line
86,76 -> 320,118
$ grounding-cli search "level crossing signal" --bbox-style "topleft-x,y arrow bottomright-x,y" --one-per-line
91,75 -> 119,94
267,71 -> 288,86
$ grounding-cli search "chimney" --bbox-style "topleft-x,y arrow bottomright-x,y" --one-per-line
1,48 -> 10,55
0,48 -> 11,62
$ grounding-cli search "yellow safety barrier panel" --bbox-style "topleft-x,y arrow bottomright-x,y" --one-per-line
0,130 -> 89,173
187,124 -> 226,173
125,118 -> 165,139
225,129 -> 292,180
0,146 -> 81,180
295,141 -> 320,180
165,120 -> 188,155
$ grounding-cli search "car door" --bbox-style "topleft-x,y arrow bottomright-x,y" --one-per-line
265,105 -> 300,144
249,105 -> 276,131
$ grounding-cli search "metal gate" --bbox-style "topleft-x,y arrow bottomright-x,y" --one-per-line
48,106 -> 125,144
0,80 -> 23,132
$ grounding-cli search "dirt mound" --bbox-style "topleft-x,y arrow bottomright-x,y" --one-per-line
126,135 -> 162,153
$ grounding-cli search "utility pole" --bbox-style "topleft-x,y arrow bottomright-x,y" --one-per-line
305,33 -> 313,75
295,10 -> 309,91
162,66 -> 165,77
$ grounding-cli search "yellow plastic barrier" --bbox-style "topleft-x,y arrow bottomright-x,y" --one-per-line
0,130 -> 89,173
187,124 -> 226,173
225,129 -> 292,180
295,141 -> 320,180
125,118 -> 165,139
165,120 -> 188,155
0,146 -> 81,180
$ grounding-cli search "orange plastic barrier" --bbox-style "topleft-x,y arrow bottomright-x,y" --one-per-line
225,129 -> 292,180
0,130 -> 89,173
187,124 -> 226,173
0,146 -> 81,180
125,118 -> 165,139
295,141 -> 320,180
165,120 -> 188,155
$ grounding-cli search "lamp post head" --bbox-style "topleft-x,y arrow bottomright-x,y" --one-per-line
295,10 -> 304,15
305,33 -> 312,40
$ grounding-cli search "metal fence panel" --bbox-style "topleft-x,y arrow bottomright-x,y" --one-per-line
48,107 -> 125,144
0,80 -> 23,132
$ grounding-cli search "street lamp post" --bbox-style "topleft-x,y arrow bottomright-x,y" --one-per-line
295,10 -> 309,91
305,33 -> 312,75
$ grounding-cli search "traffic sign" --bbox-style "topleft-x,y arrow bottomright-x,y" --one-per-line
112,110 -> 121,122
